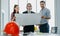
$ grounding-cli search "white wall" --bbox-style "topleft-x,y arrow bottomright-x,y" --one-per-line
19,0 -> 27,13
46,0 -> 55,31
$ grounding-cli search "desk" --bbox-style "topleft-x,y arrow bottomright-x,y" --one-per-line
1,32 -> 60,36
20,32 -> 60,36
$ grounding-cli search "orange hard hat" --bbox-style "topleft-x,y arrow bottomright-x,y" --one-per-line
4,21 -> 19,36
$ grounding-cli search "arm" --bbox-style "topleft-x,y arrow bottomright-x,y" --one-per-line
11,13 -> 13,20
11,16 -> 16,21
41,16 -> 50,19
41,9 -> 51,19
11,13 -> 16,21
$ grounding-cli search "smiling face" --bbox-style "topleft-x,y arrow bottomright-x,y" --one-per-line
26,3 -> 32,11
40,1 -> 45,9
14,5 -> 19,12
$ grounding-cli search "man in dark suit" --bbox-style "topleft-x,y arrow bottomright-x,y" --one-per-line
23,3 -> 35,36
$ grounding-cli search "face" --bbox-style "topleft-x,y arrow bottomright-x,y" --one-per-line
15,6 -> 19,12
26,4 -> 32,11
40,2 -> 45,8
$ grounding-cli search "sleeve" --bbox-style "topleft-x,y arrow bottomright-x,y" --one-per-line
46,9 -> 51,18
11,13 -> 13,20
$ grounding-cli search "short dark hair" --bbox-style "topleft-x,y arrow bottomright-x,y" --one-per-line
40,1 -> 45,3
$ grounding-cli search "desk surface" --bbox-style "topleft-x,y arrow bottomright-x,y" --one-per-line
20,32 -> 60,36
1,32 -> 60,36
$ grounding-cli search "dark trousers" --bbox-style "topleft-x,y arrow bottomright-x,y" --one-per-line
39,23 -> 49,33
23,25 -> 34,33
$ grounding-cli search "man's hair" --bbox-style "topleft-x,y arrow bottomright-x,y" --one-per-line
40,1 -> 45,3
27,3 -> 32,7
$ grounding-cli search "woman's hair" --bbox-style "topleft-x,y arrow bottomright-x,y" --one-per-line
27,3 -> 32,7
11,5 -> 19,21
13,5 -> 19,14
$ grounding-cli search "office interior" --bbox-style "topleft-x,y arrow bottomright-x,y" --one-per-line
0,0 -> 60,36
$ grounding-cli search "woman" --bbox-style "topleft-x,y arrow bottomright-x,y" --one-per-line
11,5 -> 19,21
3,5 -> 19,36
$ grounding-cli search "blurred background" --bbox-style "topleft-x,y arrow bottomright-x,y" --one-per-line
0,0 -> 60,35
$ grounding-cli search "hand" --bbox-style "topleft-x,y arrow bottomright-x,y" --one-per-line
41,16 -> 46,19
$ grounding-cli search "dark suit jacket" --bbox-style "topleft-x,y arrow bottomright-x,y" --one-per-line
23,11 -> 35,14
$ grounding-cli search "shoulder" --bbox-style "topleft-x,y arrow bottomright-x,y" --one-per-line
11,12 -> 14,15
31,11 -> 35,13
45,8 -> 50,13
45,8 -> 50,11
23,11 -> 28,14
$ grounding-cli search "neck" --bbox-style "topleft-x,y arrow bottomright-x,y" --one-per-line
16,11 -> 18,13
27,10 -> 31,11
42,7 -> 45,10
